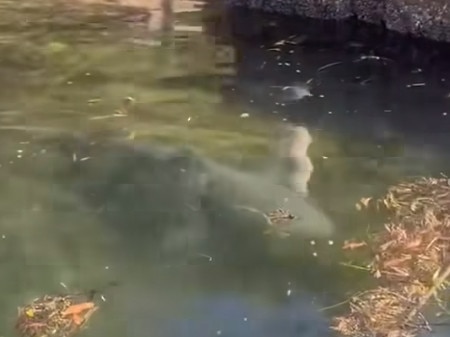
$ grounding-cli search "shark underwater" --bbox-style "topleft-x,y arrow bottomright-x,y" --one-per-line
0,125 -> 335,262
199,151 -> 333,239
124,124 -> 332,241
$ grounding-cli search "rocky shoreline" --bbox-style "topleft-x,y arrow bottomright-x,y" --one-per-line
224,0 -> 450,43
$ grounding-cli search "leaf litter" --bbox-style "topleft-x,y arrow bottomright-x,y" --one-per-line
16,294 -> 97,337
15,282 -> 118,337
333,176 -> 450,337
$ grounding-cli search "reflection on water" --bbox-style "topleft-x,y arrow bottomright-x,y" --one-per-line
273,125 -> 314,196
1,1 -> 450,336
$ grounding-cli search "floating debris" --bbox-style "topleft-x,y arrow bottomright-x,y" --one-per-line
16,294 -> 98,337
89,114 -> 127,120
269,83 -> 312,102
87,98 -> 101,105
267,208 -> 296,225
234,206 -> 296,238
333,176 -> 450,337
342,240 -> 367,251
263,208 -> 297,238
317,61 -> 343,73
406,83 -> 426,88
354,55 -> 394,64
332,287 -> 427,337
123,96 -> 135,106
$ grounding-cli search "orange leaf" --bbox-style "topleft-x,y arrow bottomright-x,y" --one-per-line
342,240 -> 367,250
72,314 -> 83,326
62,302 -> 95,317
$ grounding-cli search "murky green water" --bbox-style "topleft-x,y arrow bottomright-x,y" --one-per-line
1,1 -> 450,337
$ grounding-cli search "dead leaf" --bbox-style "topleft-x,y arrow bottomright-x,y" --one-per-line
404,238 -> 422,250
360,197 -> 372,207
383,255 -> 412,268
273,40 -> 285,46
61,302 -> 96,317
72,314 -> 83,326
342,240 -> 367,250
374,269 -> 382,278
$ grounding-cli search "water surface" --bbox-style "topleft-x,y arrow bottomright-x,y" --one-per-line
1,1 -> 449,336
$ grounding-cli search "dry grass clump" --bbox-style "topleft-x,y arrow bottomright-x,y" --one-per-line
382,177 -> 450,218
332,176 -> 450,337
333,287 -> 427,337
370,216 -> 449,284
15,294 -> 97,337
359,177 -> 450,222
